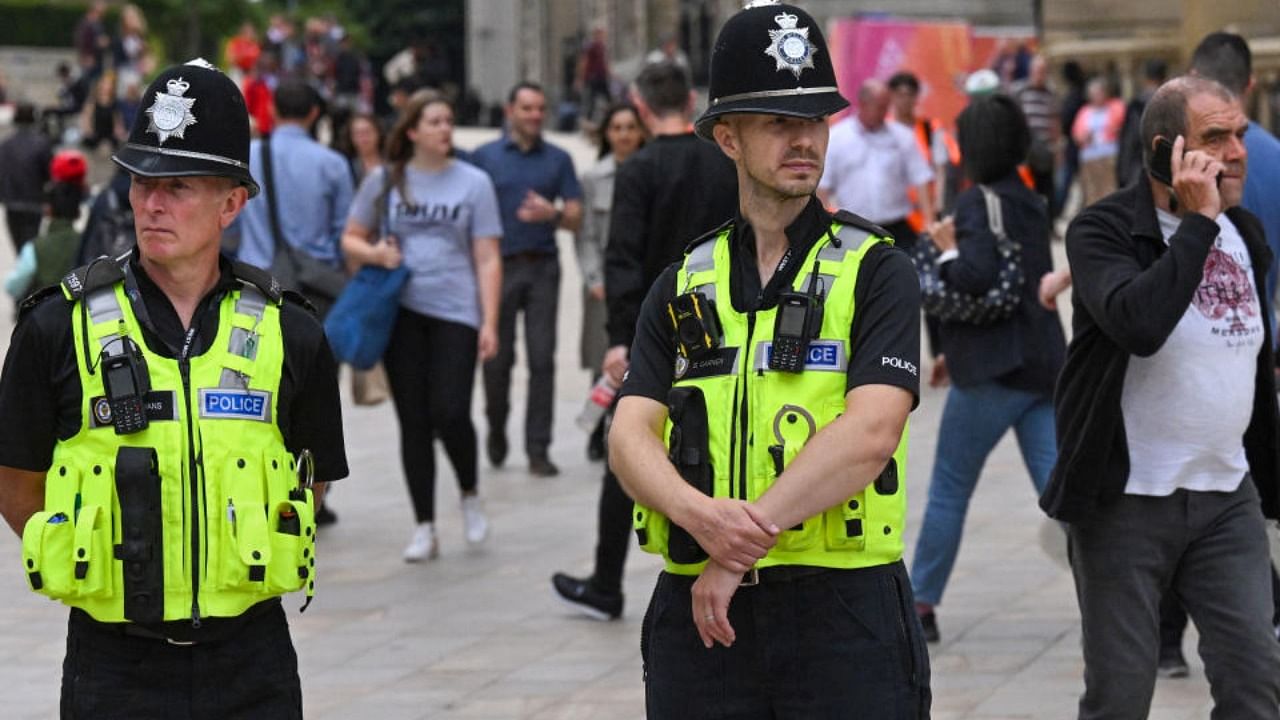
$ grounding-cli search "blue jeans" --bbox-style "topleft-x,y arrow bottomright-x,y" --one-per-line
643,562 -> 931,719
910,381 -> 1056,606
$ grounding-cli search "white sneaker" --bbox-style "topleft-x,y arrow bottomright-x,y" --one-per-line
403,522 -> 438,562
461,495 -> 489,544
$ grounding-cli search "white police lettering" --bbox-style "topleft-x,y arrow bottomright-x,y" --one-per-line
881,356 -> 918,377
198,389 -> 271,422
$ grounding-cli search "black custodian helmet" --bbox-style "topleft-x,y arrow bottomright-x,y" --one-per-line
695,1 -> 848,141
112,59 -> 260,197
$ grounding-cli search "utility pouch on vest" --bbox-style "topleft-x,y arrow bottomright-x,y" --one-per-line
114,446 -> 164,623
666,387 -> 711,565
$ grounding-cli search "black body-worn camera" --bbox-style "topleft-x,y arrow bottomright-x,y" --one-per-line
101,339 -> 151,435
667,291 -> 722,358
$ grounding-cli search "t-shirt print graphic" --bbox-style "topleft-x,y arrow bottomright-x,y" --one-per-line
1193,244 -> 1258,341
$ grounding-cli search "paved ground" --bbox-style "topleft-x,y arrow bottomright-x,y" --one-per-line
0,127 -> 1233,718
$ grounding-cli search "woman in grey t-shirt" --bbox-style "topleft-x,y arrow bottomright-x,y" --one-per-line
341,94 -> 503,562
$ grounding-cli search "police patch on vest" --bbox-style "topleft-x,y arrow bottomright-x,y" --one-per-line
674,347 -> 740,381
198,389 -> 271,422
754,340 -> 847,372
89,391 -> 180,428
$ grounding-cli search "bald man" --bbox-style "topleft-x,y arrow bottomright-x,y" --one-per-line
819,78 -> 935,253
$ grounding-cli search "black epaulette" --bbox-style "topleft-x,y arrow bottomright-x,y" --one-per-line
831,209 -> 892,241
17,284 -> 69,321
682,217 -> 736,255
60,255 -> 128,301
280,289 -> 318,316
230,260 -> 286,305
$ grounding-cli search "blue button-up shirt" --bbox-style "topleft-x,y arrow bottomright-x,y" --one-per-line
469,135 -> 582,257
235,124 -> 354,270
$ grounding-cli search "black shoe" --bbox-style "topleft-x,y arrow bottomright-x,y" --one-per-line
918,611 -> 940,644
487,429 -> 508,467
552,572 -> 623,620
529,454 -> 560,477
1157,643 -> 1189,678
315,503 -> 338,527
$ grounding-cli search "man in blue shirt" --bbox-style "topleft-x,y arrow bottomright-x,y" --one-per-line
470,82 -> 583,476
234,79 -> 354,318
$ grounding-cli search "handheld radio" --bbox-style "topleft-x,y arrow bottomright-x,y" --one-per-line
101,339 -> 151,435
769,266 -> 824,373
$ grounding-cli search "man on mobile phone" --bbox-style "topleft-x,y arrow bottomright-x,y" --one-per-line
1045,74 -> 1280,718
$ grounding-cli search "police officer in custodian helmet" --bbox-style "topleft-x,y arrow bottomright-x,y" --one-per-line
608,2 -> 932,717
0,59 -> 348,718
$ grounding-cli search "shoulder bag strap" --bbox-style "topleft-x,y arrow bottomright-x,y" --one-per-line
979,184 -> 1014,250
261,135 -> 301,272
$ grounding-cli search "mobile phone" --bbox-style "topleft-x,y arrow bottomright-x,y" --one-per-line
1149,137 -> 1174,186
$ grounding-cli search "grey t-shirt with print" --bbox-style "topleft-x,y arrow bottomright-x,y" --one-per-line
348,162 -> 503,329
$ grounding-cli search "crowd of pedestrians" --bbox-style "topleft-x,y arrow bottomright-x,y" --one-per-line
4,3 -> 1280,717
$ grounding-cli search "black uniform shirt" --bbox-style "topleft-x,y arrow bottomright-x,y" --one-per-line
619,196 -> 922,405
0,251 -> 349,482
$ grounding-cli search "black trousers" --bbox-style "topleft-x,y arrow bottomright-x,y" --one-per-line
5,208 -> 41,253
383,309 -> 480,522
60,604 -> 301,719
483,253 -> 559,457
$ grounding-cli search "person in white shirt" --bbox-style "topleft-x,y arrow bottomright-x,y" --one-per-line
818,78 -> 935,253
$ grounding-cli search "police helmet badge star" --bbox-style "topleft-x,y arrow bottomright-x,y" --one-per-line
145,77 -> 198,145
764,10 -> 817,79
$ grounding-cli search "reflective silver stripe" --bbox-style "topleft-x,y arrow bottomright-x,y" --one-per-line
831,227 -> 874,254
817,244 -> 848,264
86,287 -> 126,357
219,368 -> 249,389
711,85 -> 841,106
119,142 -> 250,170
234,287 -> 268,321
686,241 -> 716,275
796,272 -> 837,293
752,340 -> 848,372
228,327 -> 258,361
692,281 -> 717,303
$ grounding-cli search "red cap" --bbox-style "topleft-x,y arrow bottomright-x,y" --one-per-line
50,149 -> 88,186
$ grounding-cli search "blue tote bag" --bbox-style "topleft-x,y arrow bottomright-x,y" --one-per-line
323,172 -> 409,369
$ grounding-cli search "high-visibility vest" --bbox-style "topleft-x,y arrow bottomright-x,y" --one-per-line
21,269 -> 316,623
633,220 -> 910,575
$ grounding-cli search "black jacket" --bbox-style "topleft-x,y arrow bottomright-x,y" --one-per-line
604,133 -> 738,348
938,175 -> 1065,394
1041,177 -> 1280,522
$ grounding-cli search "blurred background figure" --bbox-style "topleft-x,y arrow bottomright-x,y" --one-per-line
911,94 -> 1067,644
573,102 -> 646,461
1115,59 -> 1169,190
0,103 -> 54,253
336,112 -> 386,186
341,94 -> 503,561
576,24 -> 613,127
1071,77 -> 1125,207
4,150 -> 88,302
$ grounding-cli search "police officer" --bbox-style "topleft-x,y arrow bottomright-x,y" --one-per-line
0,59 -> 347,718
608,3 -> 930,717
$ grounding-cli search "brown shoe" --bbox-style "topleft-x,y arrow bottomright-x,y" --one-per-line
529,455 -> 559,477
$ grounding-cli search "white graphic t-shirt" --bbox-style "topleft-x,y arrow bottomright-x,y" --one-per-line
1121,210 -> 1263,496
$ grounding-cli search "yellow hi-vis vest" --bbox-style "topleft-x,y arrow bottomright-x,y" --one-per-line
21,273 -> 316,623
634,220 -> 909,574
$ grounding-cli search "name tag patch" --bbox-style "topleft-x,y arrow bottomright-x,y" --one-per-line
89,391 -> 179,428
199,389 -> 272,422
674,347 -> 740,381
755,340 -> 847,372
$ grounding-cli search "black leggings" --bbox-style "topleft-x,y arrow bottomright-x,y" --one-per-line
383,310 -> 479,522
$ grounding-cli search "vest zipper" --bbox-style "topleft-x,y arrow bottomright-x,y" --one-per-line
180,356 -> 202,628
738,312 -> 756,500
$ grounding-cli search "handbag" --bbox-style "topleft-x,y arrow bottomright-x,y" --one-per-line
351,363 -> 390,406
914,185 -> 1023,325
323,171 -> 409,370
261,135 -> 348,308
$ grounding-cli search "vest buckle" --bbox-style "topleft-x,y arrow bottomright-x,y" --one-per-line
739,568 -> 759,587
